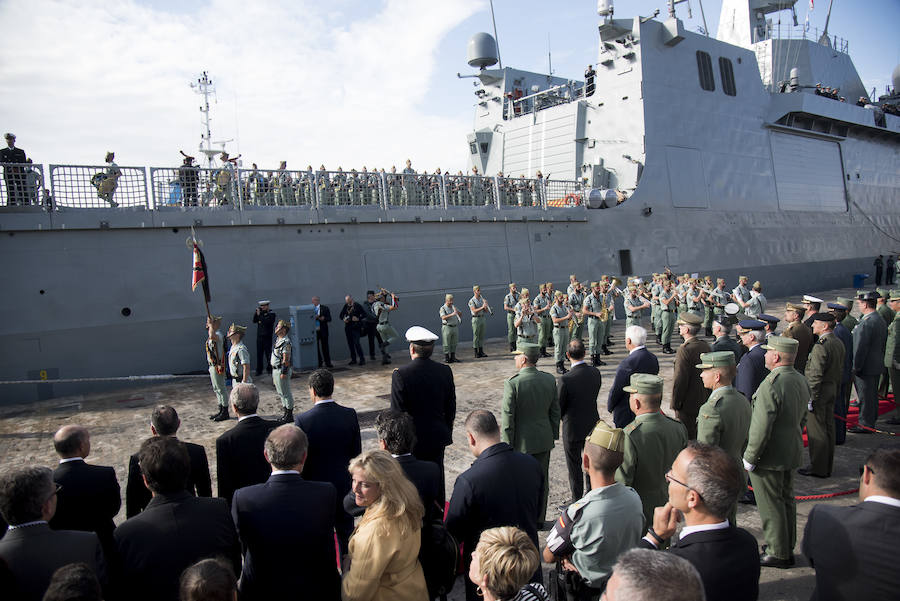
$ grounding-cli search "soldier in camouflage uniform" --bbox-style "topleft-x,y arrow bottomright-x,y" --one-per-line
503,283 -> 520,352
550,291 -> 573,374
270,319 -> 295,423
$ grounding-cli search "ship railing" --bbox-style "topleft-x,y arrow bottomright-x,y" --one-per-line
754,23 -> 848,54
440,174 -> 498,209
314,169 -> 387,208
150,167 -> 235,209
506,82 -> 583,119
48,164 -> 149,209
1,162 -> 47,207
544,179 -> 586,208
495,177 -> 544,208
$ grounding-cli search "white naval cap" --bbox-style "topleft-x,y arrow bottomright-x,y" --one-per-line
258,300 -> 271,306
405,326 -> 439,343
802,295 -> 824,304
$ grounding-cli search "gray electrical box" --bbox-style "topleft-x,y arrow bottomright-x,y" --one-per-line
288,304 -> 318,371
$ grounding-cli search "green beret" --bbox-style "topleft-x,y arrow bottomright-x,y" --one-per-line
762,335 -> 799,353
695,351 -> 736,369
623,373 -> 664,395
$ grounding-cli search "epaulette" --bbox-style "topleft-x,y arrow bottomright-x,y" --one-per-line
508,373 -> 520,380
624,421 -> 639,434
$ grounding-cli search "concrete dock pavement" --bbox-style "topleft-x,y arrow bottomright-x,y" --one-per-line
0,286 -> 895,600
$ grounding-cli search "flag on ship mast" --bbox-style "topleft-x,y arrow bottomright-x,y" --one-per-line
192,241 -> 211,303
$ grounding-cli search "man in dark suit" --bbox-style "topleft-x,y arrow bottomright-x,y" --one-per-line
735,320 -> 769,400
559,339 -> 601,503
48,426 -> 120,556
803,445 -> 900,601
126,405 -> 211,517
671,314 -> 711,440
710,317 -> 743,362
313,296 -> 334,368
849,291 -> 888,432
0,466 -> 107,601
607,325 -> 659,428
232,424 -> 340,601
639,442 -> 760,601
216,383 -> 278,504
295,368 -> 361,558
390,325 -> 456,500
115,437 -> 240,601
446,410 -> 543,601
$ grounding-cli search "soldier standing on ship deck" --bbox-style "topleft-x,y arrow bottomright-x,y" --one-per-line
1,133 -> 27,206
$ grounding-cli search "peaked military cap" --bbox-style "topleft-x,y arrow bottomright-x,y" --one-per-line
677,312 -> 703,326
890,290 -> 900,301
405,326 -> 438,343
876,287 -> 890,298
857,290 -> 881,301
737,319 -> 766,332
762,335 -> 799,353
827,301 -> 849,311
257,300 -> 271,306
514,342 -> 541,361
695,351 -> 736,369
586,421 -> 625,452
836,296 -> 853,307
623,373 -> 664,395
758,314 -> 780,325
802,295 -> 824,304
784,302 -> 804,312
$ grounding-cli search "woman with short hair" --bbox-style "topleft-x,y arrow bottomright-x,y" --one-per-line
469,526 -> 550,601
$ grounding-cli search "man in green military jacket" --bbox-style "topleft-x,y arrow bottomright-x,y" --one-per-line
615,373 -> 688,528
834,296 -> 858,332
696,350 -> 751,525
885,290 -> 900,425
501,342 -> 560,523
800,313 -> 845,478
742,336 -> 809,568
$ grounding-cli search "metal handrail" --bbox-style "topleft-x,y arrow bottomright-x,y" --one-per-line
1,162 -> 47,207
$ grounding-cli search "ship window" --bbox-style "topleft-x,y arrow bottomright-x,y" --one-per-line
480,142 -> 489,154
469,142 -> 478,155
696,51 -> 715,92
719,57 -> 736,96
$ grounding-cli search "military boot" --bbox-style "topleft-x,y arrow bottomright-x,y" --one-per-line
591,354 -> 600,367
705,326 -> 713,337
606,338 -> 615,346
381,354 -> 391,365
663,343 -> 675,354
212,406 -> 230,422
445,354 -> 452,363
479,347 -> 488,358
209,407 -> 222,420
556,361 -> 568,375
509,342 -> 516,352
450,353 -> 460,363
540,346 -> 551,358
475,348 -> 480,358
602,345 -> 613,356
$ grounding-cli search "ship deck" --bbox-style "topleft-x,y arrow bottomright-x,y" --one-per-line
1,285 -> 895,600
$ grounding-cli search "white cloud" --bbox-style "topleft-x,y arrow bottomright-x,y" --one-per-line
1,0 -> 484,172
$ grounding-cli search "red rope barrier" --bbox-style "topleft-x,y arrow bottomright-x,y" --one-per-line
747,485 -> 859,502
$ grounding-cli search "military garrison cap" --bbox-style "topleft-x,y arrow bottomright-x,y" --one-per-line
695,351 -> 736,369
890,290 -> 900,301
811,312 -> 835,323
623,373 -> 664,395
762,335 -> 799,353
677,312 -> 703,326
857,290 -> 881,301
876,287 -> 890,298
758,314 -> 780,325
586,421 -> 625,452
514,342 -> 541,361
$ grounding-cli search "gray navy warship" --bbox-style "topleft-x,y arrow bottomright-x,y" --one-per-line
1,0 -> 898,404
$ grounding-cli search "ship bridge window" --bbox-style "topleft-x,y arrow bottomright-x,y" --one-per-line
469,142 -> 478,155
719,57 -> 736,96
696,51 -> 715,92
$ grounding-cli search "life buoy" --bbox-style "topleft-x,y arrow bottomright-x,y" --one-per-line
565,193 -> 580,206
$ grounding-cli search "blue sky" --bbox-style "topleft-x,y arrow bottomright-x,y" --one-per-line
2,0 -> 897,172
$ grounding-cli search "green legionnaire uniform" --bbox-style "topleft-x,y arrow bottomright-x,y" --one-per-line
501,343 -> 560,523
598,286 -> 614,355
650,276 -> 663,342
659,285 -> 677,353
533,289 -> 552,357
733,278 -> 751,305
615,373 -> 689,528
803,317 -> 845,477
515,299 -> 539,349
624,289 -> 647,328
743,336 -> 809,564
695,351 -> 751,525
886,291 -> 900,424
686,283 -> 704,319
271,320 -> 295,423
710,282 -> 729,316
469,287 -> 490,358
876,288 -> 895,326
545,423 -> 644,594
373,293 -> 399,364
702,278 -> 715,335
676,278 -> 689,316
226,324 -> 251,384
206,316 -> 229,422
550,293 -> 572,374
583,285 -> 606,366
439,295 -> 462,363
504,285 -> 520,352
568,286 -> 586,341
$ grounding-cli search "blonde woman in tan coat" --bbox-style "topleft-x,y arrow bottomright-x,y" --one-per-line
342,449 -> 428,601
